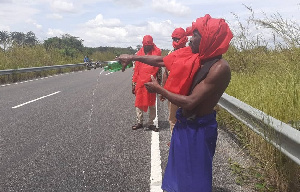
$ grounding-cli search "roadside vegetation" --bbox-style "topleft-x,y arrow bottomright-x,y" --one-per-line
0,32 -> 167,83
0,6 -> 299,191
218,7 -> 300,192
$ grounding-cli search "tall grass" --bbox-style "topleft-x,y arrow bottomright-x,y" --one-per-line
218,7 -> 300,191
0,45 -> 119,83
0,45 -> 83,83
225,46 -> 300,125
0,45 -> 82,70
89,51 -> 117,62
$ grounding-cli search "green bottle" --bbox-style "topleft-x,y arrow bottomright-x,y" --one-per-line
104,61 -> 133,72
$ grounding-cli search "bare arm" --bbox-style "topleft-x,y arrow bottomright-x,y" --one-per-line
145,59 -> 231,111
132,55 -> 165,67
116,54 -> 165,71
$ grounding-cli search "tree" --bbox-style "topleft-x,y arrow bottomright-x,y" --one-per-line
61,34 -> 84,52
43,37 -> 62,50
0,31 -> 10,51
10,32 -> 26,47
43,34 -> 84,57
24,31 -> 38,46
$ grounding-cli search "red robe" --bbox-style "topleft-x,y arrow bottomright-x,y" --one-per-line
132,45 -> 161,112
164,14 -> 233,96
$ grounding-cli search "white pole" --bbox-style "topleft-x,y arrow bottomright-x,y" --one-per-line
153,94 -> 158,127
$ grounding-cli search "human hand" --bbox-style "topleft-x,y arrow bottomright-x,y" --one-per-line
115,54 -> 132,72
145,75 -> 160,93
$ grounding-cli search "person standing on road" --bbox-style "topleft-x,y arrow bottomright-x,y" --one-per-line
131,35 -> 161,132
116,14 -> 233,192
161,27 -> 188,138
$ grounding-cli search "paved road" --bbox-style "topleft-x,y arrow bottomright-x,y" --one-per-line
0,69 -> 251,192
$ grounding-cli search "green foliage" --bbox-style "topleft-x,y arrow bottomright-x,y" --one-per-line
89,51 -> 116,62
43,34 -> 84,58
0,31 -> 38,50
0,31 -> 10,51
87,46 -> 137,56
225,4 -> 300,128
228,158 -> 276,191
225,38 -> 300,127
219,6 -> 300,192
161,49 -> 170,56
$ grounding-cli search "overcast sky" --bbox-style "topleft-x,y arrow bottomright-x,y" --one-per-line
0,0 -> 299,50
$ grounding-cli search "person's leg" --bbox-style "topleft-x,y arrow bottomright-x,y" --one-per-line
132,107 -> 143,130
148,105 -> 156,125
148,105 -> 158,132
136,107 -> 143,124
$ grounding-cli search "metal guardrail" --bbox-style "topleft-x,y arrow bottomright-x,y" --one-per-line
218,93 -> 300,166
0,63 -> 85,76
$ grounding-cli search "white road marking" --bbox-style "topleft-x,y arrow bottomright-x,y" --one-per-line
150,95 -> 163,192
12,91 -> 61,109
150,131 -> 163,192
0,70 -> 84,88
82,69 -> 105,183
105,72 -> 113,75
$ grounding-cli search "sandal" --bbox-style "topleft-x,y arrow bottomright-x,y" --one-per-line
132,123 -> 143,130
148,125 -> 159,132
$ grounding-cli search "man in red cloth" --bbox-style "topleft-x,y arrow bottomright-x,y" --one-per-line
131,35 -> 161,131
117,14 -> 233,191
161,27 -> 188,135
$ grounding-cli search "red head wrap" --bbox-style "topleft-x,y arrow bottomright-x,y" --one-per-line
171,27 -> 188,49
186,14 -> 233,60
142,35 -> 154,46
163,14 -> 233,95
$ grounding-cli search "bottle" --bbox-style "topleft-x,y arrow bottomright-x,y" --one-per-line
104,61 -> 133,72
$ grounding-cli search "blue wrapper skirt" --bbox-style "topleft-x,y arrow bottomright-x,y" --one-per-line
162,108 -> 218,192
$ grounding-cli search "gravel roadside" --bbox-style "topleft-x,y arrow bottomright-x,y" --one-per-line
213,127 -> 254,192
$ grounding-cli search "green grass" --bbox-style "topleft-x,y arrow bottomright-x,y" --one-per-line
0,45 -> 119,83
225,47 -> 300,126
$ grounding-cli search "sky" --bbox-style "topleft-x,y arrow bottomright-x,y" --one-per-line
0,0 -> 299,50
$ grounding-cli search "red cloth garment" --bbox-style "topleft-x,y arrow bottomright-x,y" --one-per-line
164,14 -> 233,95
164,47 -> 199,95
133,43 -> 161,112
186,14 -> 233,60
172,27 -> 188,49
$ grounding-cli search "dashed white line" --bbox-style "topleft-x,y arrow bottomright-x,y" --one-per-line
0,70 -> 86,88
12,91 -> 61,109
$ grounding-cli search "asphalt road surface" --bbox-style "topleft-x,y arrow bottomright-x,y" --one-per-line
0,68 -> 252,192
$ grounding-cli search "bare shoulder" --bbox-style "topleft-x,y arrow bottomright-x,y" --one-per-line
206,58 -> 231,83
211,58 -> 230,74
187,58 -> 231,115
